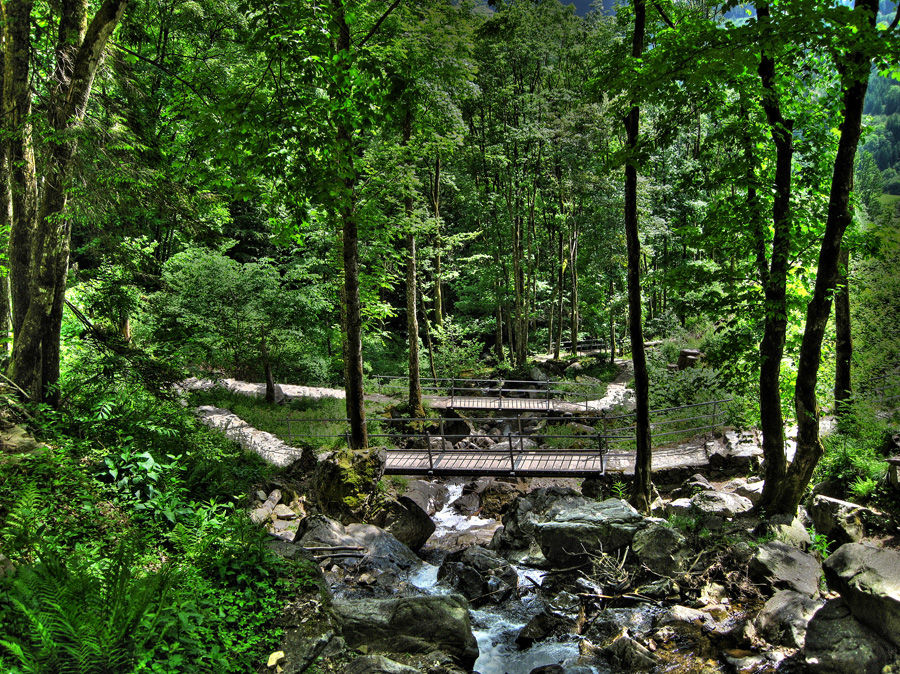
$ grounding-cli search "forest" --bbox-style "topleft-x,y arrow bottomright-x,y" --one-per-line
1,0 -> 900,672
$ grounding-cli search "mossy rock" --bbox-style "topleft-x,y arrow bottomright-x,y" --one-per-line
312,448 -> 386,524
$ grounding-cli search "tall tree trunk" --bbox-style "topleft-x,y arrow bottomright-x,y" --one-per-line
834,247 -> 853,419
4,0 -> 129,403
261,335 -> 275,403
626,0 -> 651,514
431,153 -> 443,328
0,129 -> 11,357
403,110 -> 424,417
569,230 -> 578,357
419,288 -> 438,382
554,229 -> 564,360
609,276 -> 616,365
772,0 -> 878,514
333,0 -> 367,449
756,2 -> 795,511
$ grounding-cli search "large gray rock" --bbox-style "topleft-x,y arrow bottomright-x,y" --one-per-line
492,487 -> 584,554
749,541 -> 822,597
438,546 -> 518,607
632,523 -> 690,577
824,542 -> 900,648
754,514 -> 812,551
810,495 -> 868,545
333,595 -> 479,669
299,515 -> 419,574
689,490 -> 753,518
801,599 -> 895,673
404,480 -> 450,516
754,590 -> 824,648
380,496 -> 436,552
534,498 -> 647,565
708,430 -> 763,474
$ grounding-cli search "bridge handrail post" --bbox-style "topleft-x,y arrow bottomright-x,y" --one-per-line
440,417 -> 445,443
507,431 -> 515,475
712,400 -> 719,438
546,379 -> 551,410
426,431 -> 434,474
451,377 -> 455,407
498,380 -> 503,410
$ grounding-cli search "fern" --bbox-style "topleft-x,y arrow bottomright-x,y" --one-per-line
1,485 -> 43,556
0,546 -> 172,673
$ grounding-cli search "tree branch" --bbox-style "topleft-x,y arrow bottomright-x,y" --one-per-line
110,41 -> 213,108
651,0 -> 675,29
888,2 -> 900,32
358,0 -> 402,48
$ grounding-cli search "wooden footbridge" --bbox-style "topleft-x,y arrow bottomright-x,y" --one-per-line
383,447 -> 608,477
279,390 -> 731,478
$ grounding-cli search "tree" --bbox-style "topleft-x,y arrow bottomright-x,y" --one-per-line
623,0 -> 652,514
2,0 -> 129,403
762,0 -> 891,514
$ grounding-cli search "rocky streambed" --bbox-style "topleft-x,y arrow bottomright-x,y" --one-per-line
258,468 -> 900,674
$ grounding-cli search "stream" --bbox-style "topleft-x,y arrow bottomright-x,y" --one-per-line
408,483 -> 600,674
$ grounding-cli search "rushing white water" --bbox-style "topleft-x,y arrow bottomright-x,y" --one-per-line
410,480 -> 598,674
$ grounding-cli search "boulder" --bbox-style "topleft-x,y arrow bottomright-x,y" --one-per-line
438,411 -> 475,444
534,498 -> 648,565
754,514 -> 811,551
312,449 -> 386,524
801,599 -> 895,673
515,609 -> 574,648
823,542 -> 900,648
690,490 -> 753,518
809,495 -> 868,545
332,595 -> 479,670
380,496 -> 436,551
632,523 -> 690,577
450,492 -> 481,516
404,480 -> 450,516
754,590 -> 824,648
492,487 -> 584,554
669,473 -> 713,500
437,546 -> 518,607
298,515 -> 419,574
749,541 -> 822,597
472,479 -> 522,519
585,607 -> 660,644
597,627 -> 660,671
708,430 -> 763,474
723,478 -> 764,506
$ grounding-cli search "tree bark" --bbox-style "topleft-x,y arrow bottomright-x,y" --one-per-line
431,153 -> 443,328
609,276 -> 616,365
333,0 -> 367,449
834,247 -> 853,419
554,228 -> 564,360
626,0 -> 652,514
756,2 -> 795,511
402,108 -> 424,417
773,0 -> 878,514
569,230 -> 578,357
261,335 -> 275,404
4,0 -> 128,403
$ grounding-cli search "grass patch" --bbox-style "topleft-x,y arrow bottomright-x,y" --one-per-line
190,388 -> 391,450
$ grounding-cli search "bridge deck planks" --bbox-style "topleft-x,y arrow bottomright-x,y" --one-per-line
385,448 -> 606,477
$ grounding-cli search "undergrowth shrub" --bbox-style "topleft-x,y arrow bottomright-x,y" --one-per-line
814,407 -> 894,507
0,547 -> 172,673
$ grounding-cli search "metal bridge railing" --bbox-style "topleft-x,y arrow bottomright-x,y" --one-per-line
276,398 -> 732,458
